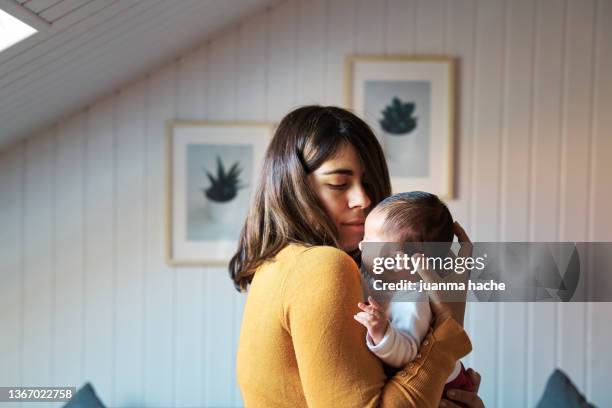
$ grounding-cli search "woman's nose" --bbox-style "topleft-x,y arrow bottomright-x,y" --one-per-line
348,184 -> 371,209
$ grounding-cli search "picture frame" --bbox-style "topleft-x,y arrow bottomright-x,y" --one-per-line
166,120 -> 273,266
345,55 -> 455,199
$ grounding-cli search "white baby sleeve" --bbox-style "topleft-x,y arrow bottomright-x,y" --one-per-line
365,323 -> 419,368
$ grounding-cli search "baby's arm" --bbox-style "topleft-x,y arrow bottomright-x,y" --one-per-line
354,297 -> 420,368
366,322 -> 419,368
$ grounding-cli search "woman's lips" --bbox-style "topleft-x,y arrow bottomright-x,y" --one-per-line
341,221 -> 365,231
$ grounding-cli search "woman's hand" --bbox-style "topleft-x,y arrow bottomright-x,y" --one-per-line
440,368 -> 484,407
354,296 -> 388,345
415,221 -> 472,327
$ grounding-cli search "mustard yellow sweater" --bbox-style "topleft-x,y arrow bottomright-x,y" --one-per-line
236,244 -> 472,407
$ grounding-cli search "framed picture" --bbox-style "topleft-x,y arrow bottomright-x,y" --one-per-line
166,120 -> 273,266
345,55 -> 455,198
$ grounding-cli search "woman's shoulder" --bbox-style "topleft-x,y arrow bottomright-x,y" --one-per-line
280,243 -> 357,268
279,244 -> 361,289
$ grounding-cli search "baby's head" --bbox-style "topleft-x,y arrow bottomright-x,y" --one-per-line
364,191 -> 454,255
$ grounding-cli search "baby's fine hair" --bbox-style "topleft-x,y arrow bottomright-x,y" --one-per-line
373,191 -> 454,243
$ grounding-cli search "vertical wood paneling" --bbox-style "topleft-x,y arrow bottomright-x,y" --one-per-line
174,52 -> 205,408
114,81 -> 146,406
237,11 -> 268,120
471,0 -> 504,242
83,96 -> 115,406
0,144 -> 24,408
559,0 -> 596,242
177,51 -> 204,120
208,30 -> 238,121
53,114 -> 85,387
1,1 -> 611,407
143,65 -> 176,408
444,0 -> 476,227
498,0 -> 535,405
196,45 -> 211,120
445,0 -> 477,371
530,0 -> 564,243
385,0 -> 417,54
527,1 -> 565,404
324,0 -> 355,106
416,0 -> 446,54
557,0 -> 597,394
589,1 -> 612,244
266,0 -> 298,120
22,131 -> 54,388
468,1 -> 505,405
500,0 -> 533,243
295,0 -> 327,105
588,5 -> 612,406
203,273 -> 239,408
355,0 -> 385,54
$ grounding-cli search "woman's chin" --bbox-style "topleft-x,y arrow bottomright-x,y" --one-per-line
340,237 -> 363,253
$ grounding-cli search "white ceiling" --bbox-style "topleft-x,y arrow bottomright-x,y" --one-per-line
0,0 -> 275,151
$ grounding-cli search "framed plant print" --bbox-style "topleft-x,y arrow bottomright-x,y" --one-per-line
345,55 -> 455,198
166,120 -> 273,266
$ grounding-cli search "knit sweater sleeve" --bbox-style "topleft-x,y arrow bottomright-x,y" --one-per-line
282,246 -> 472,408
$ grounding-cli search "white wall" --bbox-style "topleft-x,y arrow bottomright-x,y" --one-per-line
1,0 -> 611,407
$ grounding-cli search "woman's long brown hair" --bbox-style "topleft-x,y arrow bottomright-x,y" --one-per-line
229,106 -> 391,291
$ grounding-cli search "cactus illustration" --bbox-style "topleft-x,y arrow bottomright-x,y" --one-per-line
203,156 -> 245,203
379,97 -> 418,135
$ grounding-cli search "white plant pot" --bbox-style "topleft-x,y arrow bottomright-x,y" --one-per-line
382,132 -> 416,163
205,197 -> 239,224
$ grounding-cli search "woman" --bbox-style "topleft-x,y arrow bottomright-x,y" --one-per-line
230,106 -> 484,407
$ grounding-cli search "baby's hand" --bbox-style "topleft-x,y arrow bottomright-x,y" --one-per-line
354,296 -> 388,345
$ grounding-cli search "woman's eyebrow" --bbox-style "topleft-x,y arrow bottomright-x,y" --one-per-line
322,168 -> 353,175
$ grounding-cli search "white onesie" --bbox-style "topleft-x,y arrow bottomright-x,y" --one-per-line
365,293 -> 462,383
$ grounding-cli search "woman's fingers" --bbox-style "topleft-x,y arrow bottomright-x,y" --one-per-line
439,399 -> 462,408
445,389 -> 485,408
454,221 -> 473,259
466,368 -> 481,393
453,221 -> 471,242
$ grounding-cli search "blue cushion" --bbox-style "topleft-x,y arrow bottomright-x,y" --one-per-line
62,383 -> 105,408
536,369 -> 595,408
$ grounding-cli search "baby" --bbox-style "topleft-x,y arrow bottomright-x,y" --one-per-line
353,191 -> 475,397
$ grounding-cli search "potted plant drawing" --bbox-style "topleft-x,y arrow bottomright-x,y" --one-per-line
378,97 -> 418,161
202,156 -> 246,222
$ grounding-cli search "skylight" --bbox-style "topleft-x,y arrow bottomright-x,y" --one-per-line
0,8 -> 37,53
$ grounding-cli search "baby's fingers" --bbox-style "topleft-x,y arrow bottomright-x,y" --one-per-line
358,301 -> 382,316
353,312 -> 372,328
357,311 -> 377,322
358,305 -> 384,321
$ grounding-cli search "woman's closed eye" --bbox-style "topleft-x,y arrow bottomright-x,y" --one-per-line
326,183 -> 348,190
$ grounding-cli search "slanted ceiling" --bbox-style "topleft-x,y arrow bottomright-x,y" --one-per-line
0,0 -> 274,151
